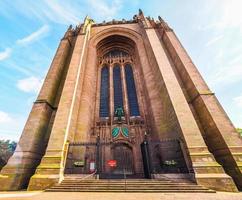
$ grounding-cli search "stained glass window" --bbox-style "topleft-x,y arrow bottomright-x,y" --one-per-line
99,66 -> 109,117
113,65 -> 124,111
104,50 -> 128,58
125,64 -> 140,116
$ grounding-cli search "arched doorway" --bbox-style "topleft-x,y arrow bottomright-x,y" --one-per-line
112,143 -> 134,175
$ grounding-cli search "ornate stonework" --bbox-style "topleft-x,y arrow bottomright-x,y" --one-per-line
0,10 -> 241,192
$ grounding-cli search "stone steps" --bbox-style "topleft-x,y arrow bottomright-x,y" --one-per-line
46,178 -> 215,193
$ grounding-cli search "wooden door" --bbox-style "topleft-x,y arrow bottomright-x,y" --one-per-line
113,144 -> 134,175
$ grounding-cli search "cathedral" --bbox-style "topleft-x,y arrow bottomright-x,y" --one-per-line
0,10 -> 241,192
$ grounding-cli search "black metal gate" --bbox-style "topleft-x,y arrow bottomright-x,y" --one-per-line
65,136 -> 136,178
147,138 -> 189,176
65,136 -> 188,179
64,141 -> 99,174
141,140 -> 152,178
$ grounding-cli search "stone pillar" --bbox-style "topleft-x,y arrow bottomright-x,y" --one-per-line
143,25 -> 238,192
27,21 -> 92,190
120,64 -> 130,122
74,45 -> 97,160
94,66 -> 101,123
135,42 -> 163,136
110,64 -> 114,124
162,28 -> 242,190
37,36 -> 72,105
0,34 -> 72,191
132,62 -> 146,121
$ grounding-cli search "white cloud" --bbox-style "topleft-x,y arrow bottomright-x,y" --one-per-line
0,0 -> 124,25
0,111 -> 12,123
17,25 -> 50,45
205,35 -> 223,47
0,113 -> 26,141
229,54 -> 242,65
217,0 -> 242,31
197,23 -> 217,31
43,0 -> 80,24
210,64 -> 242,86
233,95 -> 242,108
197,0 -> 242,32
194,1 -> 242,88
88,0 -> 123,20
7,62 -> 34,77
0,48 -> 12,61
0,1 -> 81,25
17,76 -> 43,93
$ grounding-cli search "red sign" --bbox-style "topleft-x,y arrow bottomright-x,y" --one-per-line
107,160 -> 117,167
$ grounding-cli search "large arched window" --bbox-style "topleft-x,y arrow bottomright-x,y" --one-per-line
99,66 -> 109,117
113,65 -> 124,111
104,50 -> 128,58
125,64 -> 140,116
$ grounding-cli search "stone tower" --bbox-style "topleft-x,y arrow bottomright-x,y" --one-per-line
0,11 -> 241,192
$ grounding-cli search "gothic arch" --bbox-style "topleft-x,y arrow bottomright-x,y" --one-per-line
90,26 -> 142,47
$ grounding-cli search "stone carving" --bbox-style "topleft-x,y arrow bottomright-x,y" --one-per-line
115,107 -> 124,122
111,126 -> 129,138
158,16 -> 172,31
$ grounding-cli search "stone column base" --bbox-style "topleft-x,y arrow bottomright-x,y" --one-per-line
195,173 -> 238,192
28,174 -> 60,191
0,173 -> 31,191
27,153 -> 66,190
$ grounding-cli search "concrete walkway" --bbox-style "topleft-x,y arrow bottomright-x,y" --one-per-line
0,191 -> 241,200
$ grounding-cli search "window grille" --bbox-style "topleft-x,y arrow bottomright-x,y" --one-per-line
125,64 -> 140,116
113,65 -> 124,111
99,66 -> 109,117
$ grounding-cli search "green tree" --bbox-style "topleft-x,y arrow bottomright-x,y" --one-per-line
236,128 -> 242,137
0,140 -> 17,170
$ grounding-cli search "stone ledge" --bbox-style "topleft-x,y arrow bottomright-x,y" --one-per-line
37,164 -> 60,169
28,175 -> 59,191
190,152 -> 211,156
195,173 -> 232,178
43,156 -> 62,159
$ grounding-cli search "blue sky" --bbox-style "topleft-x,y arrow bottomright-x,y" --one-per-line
0,0 -> 241,141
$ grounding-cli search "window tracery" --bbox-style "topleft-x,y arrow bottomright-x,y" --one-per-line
97,36 -> 140,120
125,64 -> 140,116
113,64 -> 124,112
99,65 -> 110,117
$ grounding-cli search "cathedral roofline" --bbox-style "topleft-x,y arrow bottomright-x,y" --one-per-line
62,9 -> 172,39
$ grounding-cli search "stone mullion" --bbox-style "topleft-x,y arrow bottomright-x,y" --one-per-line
120,63 -> 130,123
95,65 -> 101,124
109,64 -> 114,125
131,62 -> 145,119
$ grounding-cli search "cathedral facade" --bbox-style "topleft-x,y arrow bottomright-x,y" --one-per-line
0,10 -> 241,192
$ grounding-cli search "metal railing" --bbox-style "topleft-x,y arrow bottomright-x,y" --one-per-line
123,168 -> 127,192
80,169 -> 97,180
63,141 -> 70,171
